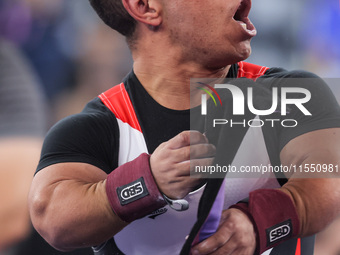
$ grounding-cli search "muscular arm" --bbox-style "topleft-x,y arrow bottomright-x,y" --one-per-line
191,129 -> 340,255
28,163 -> 128,251
280,127 -> 340,236
192,73 -> 340,254
29,131 -> 213,251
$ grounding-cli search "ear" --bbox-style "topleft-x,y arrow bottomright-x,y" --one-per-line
122,0 -> 162,27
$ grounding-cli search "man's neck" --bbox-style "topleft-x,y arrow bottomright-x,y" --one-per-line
133,58 -> 231,110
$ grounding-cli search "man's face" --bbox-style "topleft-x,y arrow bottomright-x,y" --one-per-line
162,0 -> 256,68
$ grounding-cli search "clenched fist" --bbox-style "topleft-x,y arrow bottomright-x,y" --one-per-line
150,131 -> 215,199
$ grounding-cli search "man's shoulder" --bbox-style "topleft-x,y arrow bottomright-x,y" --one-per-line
82,96 -> 114,116
48,97 -> 118,140
36,96 -> 120,174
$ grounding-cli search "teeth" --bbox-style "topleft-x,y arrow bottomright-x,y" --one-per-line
240,22 -> 247,30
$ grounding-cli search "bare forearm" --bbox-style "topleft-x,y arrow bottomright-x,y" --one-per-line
29,164 -> 128,251
281,177 -> 340,236
280,129 -> 340,236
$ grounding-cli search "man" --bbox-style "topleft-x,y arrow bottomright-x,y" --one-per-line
28,0 -> 340,254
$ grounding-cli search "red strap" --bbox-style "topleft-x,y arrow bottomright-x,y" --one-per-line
295,238 -> 301,255
99,83 -> 142,132
237,61 -> 269,80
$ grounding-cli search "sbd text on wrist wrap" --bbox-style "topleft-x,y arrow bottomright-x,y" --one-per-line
230,189 -> 300,255
106,153 -> 166,222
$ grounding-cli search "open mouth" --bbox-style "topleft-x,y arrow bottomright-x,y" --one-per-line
233,0 -> 256,35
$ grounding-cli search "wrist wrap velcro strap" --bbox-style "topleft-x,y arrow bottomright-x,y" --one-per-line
230,189 -> 300,254
106,153 -> 166,222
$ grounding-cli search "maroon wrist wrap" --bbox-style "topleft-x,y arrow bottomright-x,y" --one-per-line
106,153 -> 166,222
230,189 -> 300,254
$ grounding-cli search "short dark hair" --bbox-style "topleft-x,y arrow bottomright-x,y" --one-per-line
89,0 -> 137,38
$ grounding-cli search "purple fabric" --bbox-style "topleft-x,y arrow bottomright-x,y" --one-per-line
0,1 -> 32,45
198,180 -> 226,242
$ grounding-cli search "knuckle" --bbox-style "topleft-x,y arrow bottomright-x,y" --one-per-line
181,160 -> 191,171
238,233 -> 254,247
182,146 -> 191,160
234,223 -> 244,233
196,144 -> 207,155
213,234 -> 226,247
173,168 -> 185,178
168,149 -> 179,162
231,213 -> 242,222
207,158 -> 215,165
178,132 -> 189,145
224,220 -> 236,232
238,235 -> 247,246
157,141 -> 167,151
190,130 -> 205,144
204,144 -> 215,156
189,130 -> 200,137
229,209 -> 242,220
159,141 -> 167,148
209,144 -> 216,154
201,157 -> 213,167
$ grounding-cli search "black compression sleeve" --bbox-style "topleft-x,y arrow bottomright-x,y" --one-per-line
36,98 -> 119,174
261,69 -> 340,150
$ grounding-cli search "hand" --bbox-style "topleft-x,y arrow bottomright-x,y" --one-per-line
150,130 -> 215,199
191,209 -> 256,255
